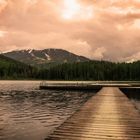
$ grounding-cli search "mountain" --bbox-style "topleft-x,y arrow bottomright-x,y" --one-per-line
4,49 -> 90,66
0,54 -> 23,65
0,54 -> 35,79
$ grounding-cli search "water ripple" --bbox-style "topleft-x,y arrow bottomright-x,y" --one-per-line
0,81 -> 94,140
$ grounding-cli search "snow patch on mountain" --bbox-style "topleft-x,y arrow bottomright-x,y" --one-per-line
30,53 -> 35,57
28,49 -> 33,54
44,53 -> 51,61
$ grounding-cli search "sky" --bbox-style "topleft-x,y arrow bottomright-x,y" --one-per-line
0,0 -> 140,62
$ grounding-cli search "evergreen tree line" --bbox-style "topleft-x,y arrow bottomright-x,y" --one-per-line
1,55 -> 140,81
0,55 -> 36,79
37,61 -> 140,81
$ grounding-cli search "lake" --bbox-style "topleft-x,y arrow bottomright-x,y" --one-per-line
0,81 -> 95,140
0,81 -> 139,140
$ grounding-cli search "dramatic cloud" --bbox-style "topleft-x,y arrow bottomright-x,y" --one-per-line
0,0 -> 140,61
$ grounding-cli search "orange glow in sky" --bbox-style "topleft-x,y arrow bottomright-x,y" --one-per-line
62,0 -> 93,20
0,0 -> 140,62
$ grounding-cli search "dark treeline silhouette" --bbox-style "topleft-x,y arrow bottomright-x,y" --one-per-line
1,54 -> 140,81
0,55 -> 36,79
37,61 -> 140,81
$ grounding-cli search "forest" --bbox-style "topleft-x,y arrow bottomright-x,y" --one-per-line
0,55 -> 36,79
37,61 -> 140,81
0,54 -> 140,81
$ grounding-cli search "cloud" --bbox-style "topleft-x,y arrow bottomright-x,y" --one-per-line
0,0 -> 140,61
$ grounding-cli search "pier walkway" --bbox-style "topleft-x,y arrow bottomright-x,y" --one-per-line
46,87 -> 140,140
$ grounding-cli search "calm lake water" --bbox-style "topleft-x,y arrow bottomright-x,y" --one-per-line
0,81 -> 95,140
125,91 -> 140,111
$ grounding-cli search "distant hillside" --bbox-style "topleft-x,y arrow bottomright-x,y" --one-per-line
0,54 -> 36,79
4,49 -> 90,67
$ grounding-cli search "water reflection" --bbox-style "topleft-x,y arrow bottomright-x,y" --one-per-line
0,81 -> 94,140
121,88 -> 140,111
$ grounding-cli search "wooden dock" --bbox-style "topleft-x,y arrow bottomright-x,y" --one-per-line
45,87 -> 140,140
40,81 -> 132,90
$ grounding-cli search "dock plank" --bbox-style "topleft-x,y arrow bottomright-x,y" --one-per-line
46,87 -> 140,140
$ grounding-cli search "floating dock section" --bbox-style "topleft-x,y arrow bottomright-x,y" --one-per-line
40,81 -> 133,90
46,87 -> 140,140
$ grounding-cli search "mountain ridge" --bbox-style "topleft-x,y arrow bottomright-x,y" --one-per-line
4,48 -> 90,66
